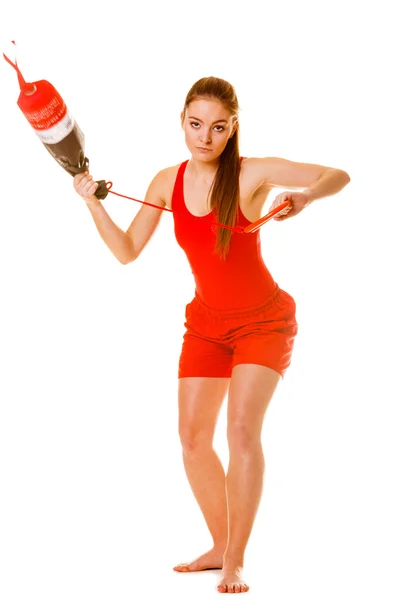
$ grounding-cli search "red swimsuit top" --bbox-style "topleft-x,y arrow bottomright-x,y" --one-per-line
172,158 -> 277,310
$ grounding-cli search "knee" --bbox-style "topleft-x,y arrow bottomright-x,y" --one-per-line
179,427 -> 212,454
227,421 -> 260,451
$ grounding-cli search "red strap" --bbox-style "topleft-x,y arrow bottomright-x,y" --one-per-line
106,182 -> 290,234
3,41 -> 36,94
106,182 -> 173,212
106,182 -> 244,233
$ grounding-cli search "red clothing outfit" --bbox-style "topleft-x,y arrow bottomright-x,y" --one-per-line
172,158 -> 276,310
172,158 -> 298,379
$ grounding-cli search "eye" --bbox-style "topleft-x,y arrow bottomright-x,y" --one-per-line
189,121 -> 225,132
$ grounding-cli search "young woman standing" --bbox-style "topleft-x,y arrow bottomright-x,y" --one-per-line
74,76 -> 350,593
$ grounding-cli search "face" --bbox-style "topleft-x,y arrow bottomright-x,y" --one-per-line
181,98 -> 238,160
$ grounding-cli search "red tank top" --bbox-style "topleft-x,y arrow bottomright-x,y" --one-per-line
172,158 -> 276,310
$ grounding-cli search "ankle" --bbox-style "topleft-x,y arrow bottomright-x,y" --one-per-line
223,549 -> 245,567
212,543 -> 228,555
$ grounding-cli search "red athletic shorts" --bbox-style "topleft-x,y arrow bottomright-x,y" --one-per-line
178,283 -> 298,379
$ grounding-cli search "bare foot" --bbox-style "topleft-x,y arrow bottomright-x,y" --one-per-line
173,548 -> 224,572
217,566 -> 250,593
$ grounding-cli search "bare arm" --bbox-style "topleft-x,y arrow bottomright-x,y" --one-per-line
84,200 -> 134,264
124,168 -> 168,261
74,169 -> 168,264
249,156 -> 350,198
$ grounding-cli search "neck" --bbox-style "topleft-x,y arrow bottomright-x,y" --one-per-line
188,156 -> 219,180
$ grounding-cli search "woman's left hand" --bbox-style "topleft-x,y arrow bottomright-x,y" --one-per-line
269,191 -> 311,221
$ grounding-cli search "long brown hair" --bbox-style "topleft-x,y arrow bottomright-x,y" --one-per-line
182,76 -> 240,260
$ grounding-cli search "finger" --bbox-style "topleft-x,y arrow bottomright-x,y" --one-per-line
74,171 -> 90,185
83,178 -> 95,191
74,175 -> 85,189
85,183 -> 98,198
75,179 -> 90,193
83,179 -> 95,192
276,210 -> 293,221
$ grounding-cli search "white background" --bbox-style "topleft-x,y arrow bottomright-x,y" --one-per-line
1,1 -> 399,599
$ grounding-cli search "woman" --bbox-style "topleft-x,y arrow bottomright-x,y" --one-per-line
74,76 -> 350,594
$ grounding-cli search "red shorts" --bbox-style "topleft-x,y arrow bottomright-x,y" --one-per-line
178,283 -> 298,379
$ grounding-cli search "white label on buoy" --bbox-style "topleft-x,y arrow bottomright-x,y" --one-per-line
35,111 -> 75,144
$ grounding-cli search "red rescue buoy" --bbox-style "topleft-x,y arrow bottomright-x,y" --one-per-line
3,42 -> 108,199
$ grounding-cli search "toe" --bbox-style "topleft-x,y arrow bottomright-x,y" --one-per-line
173,563 -> 189,571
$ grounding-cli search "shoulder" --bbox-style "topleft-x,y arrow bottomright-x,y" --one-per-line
161,162 -> 184,178
160,161 -> 184,188
240,156 -> 266,177
154,162 -> 185,208
149,162 -> 183,187
240,156 -> 270,191
157,161 -> 185,182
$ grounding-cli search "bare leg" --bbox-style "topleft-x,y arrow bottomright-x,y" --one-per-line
217,364 -> 281,594
173,376 -> 230,572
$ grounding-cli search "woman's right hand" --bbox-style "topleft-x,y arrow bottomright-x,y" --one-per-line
74,171 -> 100,206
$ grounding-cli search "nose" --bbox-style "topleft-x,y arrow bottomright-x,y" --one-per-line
200,127 -> 212,144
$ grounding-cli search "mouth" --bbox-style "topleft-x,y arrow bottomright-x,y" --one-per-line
197,147 -> 212,152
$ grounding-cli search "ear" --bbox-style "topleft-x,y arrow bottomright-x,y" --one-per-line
230,121 -> 238,138
180,111 -> 185,127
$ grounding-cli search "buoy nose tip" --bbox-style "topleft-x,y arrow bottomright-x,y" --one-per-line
23,83 -> 37,95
